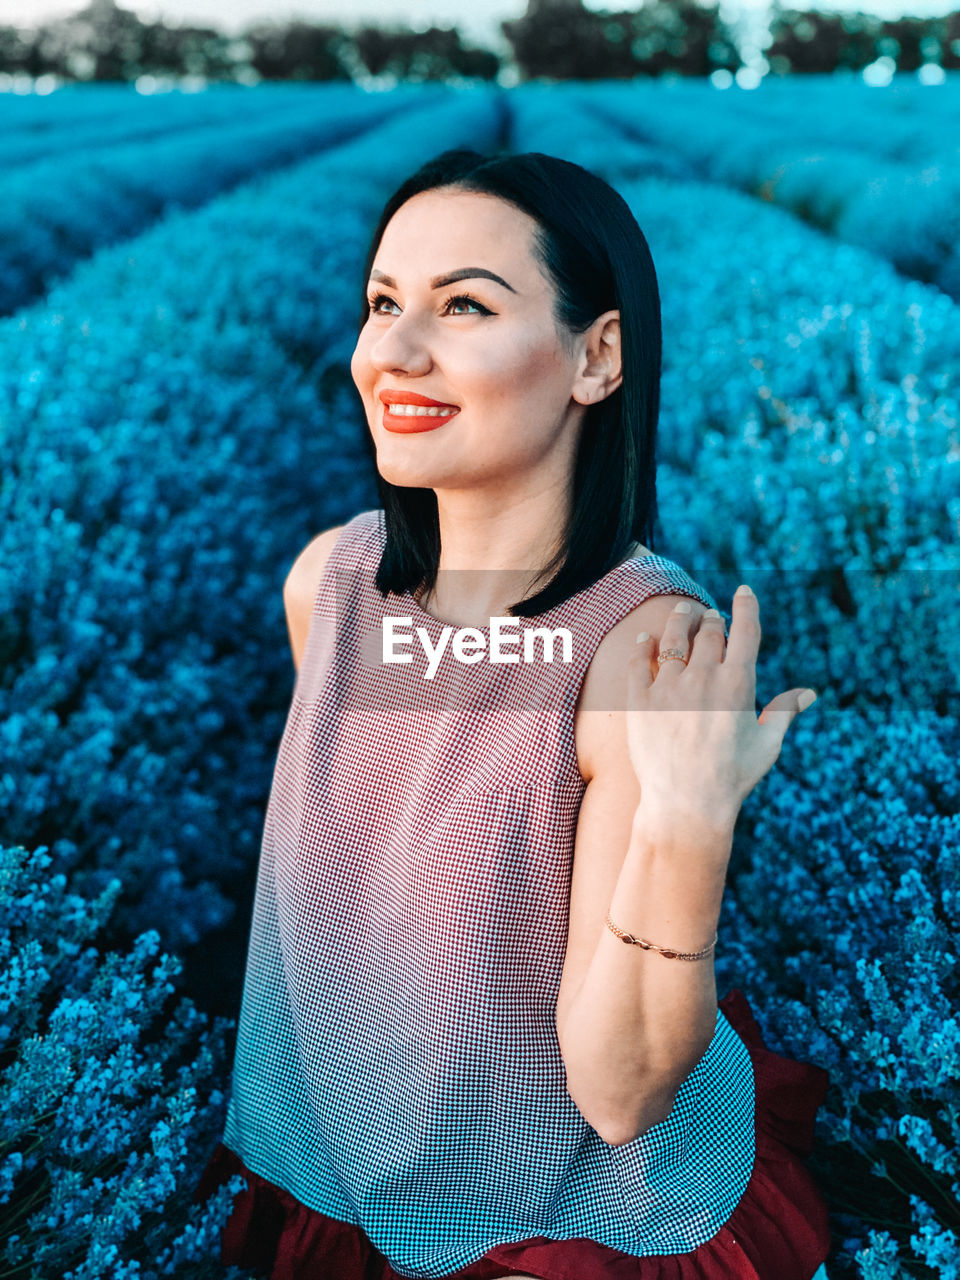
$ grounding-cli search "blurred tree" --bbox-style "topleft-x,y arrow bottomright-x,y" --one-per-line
876,13 -> 951,68
24,0 -> 240,81
35,0 -> 147,79
243,21 -> 354,80
627,0 -> 740,75
877,16 -> 922,67
1,0 -> 956,82
502,3 -> 635,78
0,4 -> 498,83
765,6 -> 883,73
350,24 -> 500,80
944,10 -> 960,66
501,0 -> 740,78
137,21 -> 240,79
0,24 -> 43,75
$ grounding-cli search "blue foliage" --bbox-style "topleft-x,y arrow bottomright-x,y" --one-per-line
1,83 -> 505,1276
1,78 -> 957,1276
0,83 -> 429,315
510,81 -> 960,1277
0,842 -> 251,1278
0,84 -> 322,170
0,84 -> 502,954
573,75 -> 960,301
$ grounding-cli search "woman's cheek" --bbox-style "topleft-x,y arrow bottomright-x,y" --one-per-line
348,344 -> 366,393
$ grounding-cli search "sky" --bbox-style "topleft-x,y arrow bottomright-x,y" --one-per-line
0,0 -> 954,49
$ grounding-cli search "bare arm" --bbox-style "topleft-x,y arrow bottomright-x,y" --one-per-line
556,591 -> 722,1144
558,584 -> 814,1145
557,796 -> 731,1145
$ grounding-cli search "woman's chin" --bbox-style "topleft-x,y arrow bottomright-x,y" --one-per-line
376,461 -> 446,488
374,443 -> 457,488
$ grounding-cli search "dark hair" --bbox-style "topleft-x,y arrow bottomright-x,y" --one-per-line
356,148 -> 662,619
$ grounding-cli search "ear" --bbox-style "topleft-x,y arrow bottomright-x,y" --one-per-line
572,309 -> 622,407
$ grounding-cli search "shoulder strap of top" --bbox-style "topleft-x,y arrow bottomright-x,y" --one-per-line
309,508 -> 384,618
625,553 -> 720,614
332,508 -> 384,564
293,510 -> 385,704
531,555 -> 722,783
541,550 -> 721,642
539,552 -> 722,698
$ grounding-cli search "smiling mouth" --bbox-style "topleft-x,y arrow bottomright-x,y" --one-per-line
382,404 -> 460,433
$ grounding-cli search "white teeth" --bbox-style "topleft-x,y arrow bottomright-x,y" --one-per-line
385,404 -> 457,416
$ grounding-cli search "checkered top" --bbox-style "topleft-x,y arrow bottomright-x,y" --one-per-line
223,508 -> 756,1279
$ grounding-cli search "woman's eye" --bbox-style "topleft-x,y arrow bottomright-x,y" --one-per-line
445,294 -> 487,315
367,292 -> 397,315
366,292 -> 490,317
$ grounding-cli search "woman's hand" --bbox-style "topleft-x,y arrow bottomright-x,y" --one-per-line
626,585 -> 817,831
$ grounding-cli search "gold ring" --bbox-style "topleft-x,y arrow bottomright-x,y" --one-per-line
656,648 -> 689,667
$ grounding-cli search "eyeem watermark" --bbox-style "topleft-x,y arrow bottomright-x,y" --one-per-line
382,615 -> 574,680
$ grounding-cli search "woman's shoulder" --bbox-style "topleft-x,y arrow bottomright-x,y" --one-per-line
282,510 -> 384,669
345,507 -> 385,534
574,553 -> 719,772
284,515 -> 368,598
325,507 -> 384,547
298,508 -> 384,573
594,551 -> 719,661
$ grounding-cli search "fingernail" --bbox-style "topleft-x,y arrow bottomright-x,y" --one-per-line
735,584 -> 753,597
798,689 -> 817,711
704,608 -> 721,618
674,601 -> 692,614
636,631 -> 649,643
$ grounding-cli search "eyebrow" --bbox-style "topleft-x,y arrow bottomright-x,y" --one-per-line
369,267 -> 517,294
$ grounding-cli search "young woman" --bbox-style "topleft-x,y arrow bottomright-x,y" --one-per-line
194,149 -> 832,1280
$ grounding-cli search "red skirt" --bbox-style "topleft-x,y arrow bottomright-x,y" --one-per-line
191,988 -> 832,1280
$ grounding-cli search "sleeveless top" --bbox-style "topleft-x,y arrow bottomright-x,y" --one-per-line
222,508 -> 756,1280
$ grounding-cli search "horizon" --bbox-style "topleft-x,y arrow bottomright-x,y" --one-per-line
0,0 -> 956,51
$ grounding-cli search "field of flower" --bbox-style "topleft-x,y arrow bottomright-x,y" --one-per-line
0,77 -> 957,1278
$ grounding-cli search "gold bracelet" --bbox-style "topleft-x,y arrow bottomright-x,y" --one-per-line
604,912 -> 717,961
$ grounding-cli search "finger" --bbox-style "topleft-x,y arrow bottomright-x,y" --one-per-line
650,598 -> 698,675
687,607 -> 727,668
630,630 -> 656,691
725,584 -> 761,676
757,687 -> 818,738
661,598 -> 697,645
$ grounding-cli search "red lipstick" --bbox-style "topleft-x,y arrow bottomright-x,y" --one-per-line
378,389 -> 460,433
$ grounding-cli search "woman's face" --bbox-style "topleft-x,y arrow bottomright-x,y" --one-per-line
351,187 -> 612,495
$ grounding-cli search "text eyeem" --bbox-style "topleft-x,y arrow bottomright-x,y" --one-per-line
382,616 -> 574,680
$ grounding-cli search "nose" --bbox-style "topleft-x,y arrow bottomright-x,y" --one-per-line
367,312 -> 433,376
